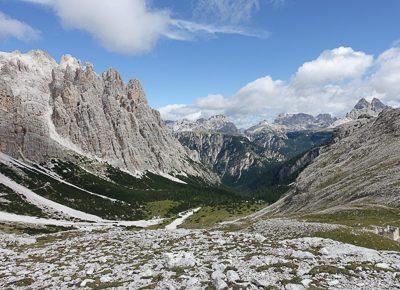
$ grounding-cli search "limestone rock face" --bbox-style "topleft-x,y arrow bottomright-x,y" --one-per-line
176,131 -> 283,182
0,50 -> 216,181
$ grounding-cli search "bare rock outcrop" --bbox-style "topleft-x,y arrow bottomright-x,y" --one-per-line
0,50 -> 216,181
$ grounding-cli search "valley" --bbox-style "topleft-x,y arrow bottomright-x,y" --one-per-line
0,50 -> 399,289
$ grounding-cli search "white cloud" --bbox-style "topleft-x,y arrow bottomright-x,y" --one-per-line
195,94 -> 229,110
159,46 -> 400,127
158,104 -> 202,121
194,0 -> 261,24
169,19 -> 269,40
22,0 -> 266,54
370,47 -> 400,101
0,11 -> 40,42
294,47 -> 373,86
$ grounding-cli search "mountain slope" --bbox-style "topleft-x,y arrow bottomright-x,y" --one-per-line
0,152 -> 239,221
176,131 -> 282,185
270,108 -> 400,214
0,50 -> 215,181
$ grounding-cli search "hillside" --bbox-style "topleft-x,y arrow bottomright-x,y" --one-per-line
265,108 -> 400,215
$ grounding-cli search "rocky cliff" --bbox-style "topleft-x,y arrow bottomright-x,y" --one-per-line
176,131 -> 282,184
168,112 -> 332,188
0,50 -> 216,181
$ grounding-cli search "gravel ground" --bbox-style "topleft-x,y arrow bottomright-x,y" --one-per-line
0,219 -> 399,289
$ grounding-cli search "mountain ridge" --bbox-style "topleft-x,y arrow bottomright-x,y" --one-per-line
0,50 -> 216,182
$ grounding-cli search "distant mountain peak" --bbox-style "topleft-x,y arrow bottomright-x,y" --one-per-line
165,114 -> 240,135
354,98 -> 370,110
346,97 -> 389,120
371,98 -> 387,111
273,112 -> 336,130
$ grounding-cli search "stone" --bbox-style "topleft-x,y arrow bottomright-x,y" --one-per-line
99,275 -> 112,283
80,279 -> 95,287
376,263 -> 391,270
163,252 -> 196,268
211,270 -> 225,280
213,277 -> 228,290
285,284 -> 306,290
328,280 -> 340,286
301,278 -> 312,286
318,247 -> 329,255
226,270 -> 240,282
291,250 -> 315,260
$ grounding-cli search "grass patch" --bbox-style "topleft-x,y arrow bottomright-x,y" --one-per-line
170,266 -> 188,277
313,228 -> 400,251
309,265 -> 352,276
182,202 -> 267,229
255,265 -> 270,272
9,277 -> 34,287
144,200 -> 180,218
302,206 -> 400,228
280,276 -> 303,285
316,169 -> 343,190
0,222 -> 75,235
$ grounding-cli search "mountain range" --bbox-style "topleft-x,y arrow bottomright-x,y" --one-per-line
0,50 -> 397,223
165,98 -> 389,196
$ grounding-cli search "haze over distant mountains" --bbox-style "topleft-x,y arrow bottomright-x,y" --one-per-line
165,97 -> 389,134
165,98 -> 391,192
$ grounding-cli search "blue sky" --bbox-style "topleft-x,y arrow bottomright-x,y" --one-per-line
1,0 -> 400,126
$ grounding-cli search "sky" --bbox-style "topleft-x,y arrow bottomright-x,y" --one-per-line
1,0 -> 400,127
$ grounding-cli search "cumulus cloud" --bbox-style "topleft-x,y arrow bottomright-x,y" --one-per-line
369,47 -> 400,102
158,104 -> 202,121
158,46 -> 400,127
0,11 -> 40,42
293,47 -> 373,86
22,0 -> 266,54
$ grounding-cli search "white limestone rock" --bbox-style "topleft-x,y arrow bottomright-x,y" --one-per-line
0,50 -> 217,182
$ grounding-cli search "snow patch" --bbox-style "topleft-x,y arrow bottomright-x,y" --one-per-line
0,173 -> 103,222
120,168 -> 144,179
157,172 -> 187,184
0,153 -> 119,203
165,207 -> 201,230
0,211 -> 164,228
